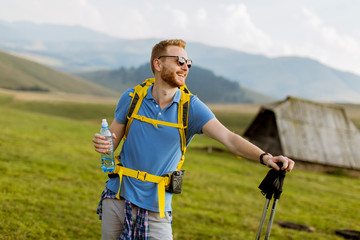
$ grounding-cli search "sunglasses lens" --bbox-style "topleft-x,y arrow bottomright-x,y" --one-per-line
177,57 -> 192,68
177,57 -> 185,66
187,60 -> 192,69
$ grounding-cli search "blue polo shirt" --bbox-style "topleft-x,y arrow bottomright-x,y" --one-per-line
105,85 -> 215,212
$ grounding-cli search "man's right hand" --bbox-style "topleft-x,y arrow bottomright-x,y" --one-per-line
92,133 -> 115,153
93,119 -> 124,154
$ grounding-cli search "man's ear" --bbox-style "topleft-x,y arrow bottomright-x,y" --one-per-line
153,58 -> 162,72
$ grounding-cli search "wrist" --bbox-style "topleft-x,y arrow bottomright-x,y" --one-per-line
259,152 -> 272,165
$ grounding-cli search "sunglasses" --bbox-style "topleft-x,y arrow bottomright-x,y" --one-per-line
158,56 -> 192,69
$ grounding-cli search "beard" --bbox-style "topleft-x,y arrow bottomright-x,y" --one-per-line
161,66 -> 186,88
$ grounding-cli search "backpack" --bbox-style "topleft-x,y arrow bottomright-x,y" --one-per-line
109,78 -> 192,218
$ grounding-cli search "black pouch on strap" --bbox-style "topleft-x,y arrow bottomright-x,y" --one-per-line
108,160 -> 122,179
166,170 -> 185,194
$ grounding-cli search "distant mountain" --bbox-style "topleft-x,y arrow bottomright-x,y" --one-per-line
76,63 -> 274,103
1,20 -> 360,102
0,49 -> 118,97
0,19 -> 155,71
189,45 -> 360,102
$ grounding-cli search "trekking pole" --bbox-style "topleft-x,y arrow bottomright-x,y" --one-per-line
255,197 -> 271,240
255,162 -> 286,240
264,198 -> 278,240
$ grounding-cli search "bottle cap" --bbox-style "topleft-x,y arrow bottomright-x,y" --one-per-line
101,119 -> 108,127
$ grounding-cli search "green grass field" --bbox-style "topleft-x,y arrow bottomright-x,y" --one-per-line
0,92 -> 359,239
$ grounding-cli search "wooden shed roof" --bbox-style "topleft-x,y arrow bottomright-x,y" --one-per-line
244,96 -> 360,170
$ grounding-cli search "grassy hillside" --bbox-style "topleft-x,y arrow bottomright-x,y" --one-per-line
0,49 -> 118,97
0,92 -> 359,239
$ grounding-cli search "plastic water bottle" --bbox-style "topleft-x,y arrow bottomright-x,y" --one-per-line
99,119 -> 115,172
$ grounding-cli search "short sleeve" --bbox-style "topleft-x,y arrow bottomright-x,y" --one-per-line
187,95 -> 215,137
115,88 -> 134,124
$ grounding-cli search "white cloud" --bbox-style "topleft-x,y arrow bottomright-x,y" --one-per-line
169,9 -> 188,30
303,7 -> 359,51
94,2 -> 274,55
300,8 -> 360,74
223,3 -> 273,52
302,8 -> 322,28
197,8 -> 207,22
0,0 -> 103,29
167,3 -> 274,55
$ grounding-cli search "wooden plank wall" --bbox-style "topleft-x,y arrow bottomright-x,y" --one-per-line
274,98 -> 360,170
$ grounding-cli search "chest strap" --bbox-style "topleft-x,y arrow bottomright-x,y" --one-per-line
131,114 -> 185,129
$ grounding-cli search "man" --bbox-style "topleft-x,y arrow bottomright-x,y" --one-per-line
93,39 -> 295,240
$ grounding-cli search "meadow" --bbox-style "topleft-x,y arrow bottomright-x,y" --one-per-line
0,90 -> 359,239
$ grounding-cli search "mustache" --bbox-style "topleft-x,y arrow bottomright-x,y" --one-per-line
176,71 -> 187,76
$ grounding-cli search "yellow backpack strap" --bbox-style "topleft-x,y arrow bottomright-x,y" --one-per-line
111,156 -> 171,218
116,164 -> 171,218
131,115 -> 184,129
176,87 -> 191,171
123,78 -> 155,140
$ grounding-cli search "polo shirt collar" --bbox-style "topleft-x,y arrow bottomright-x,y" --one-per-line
146,85 -> 181,104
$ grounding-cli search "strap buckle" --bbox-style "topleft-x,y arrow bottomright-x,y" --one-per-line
136,170 -> 147,181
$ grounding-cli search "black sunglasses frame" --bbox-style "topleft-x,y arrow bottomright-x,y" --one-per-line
158,56 -> 192,69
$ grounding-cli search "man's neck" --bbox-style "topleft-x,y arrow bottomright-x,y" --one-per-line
151,80 -> 177,109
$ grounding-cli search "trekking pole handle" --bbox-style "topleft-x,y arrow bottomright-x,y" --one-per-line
274,162 -> 286,200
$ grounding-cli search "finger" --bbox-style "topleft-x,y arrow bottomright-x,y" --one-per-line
93,138 -> 107,145
280,156 -> 289,170
112,133 -> 117,140
93,139 -> 111,146
94,145 -> 111,153
282,157 -> 291,170
270,156 -> 291,171
95,148 -> 108,153
272,155 -> 289,170
278,156 -> 294,172
267,159 -> 280,170
286,159 -> 295,172
94,133 -> 105,139
93,134 -> 107,144
94,142 -> 111,148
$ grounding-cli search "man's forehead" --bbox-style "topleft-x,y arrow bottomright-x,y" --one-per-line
166,45 -> 188,57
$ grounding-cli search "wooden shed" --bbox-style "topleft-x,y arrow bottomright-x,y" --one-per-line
244,96 -> 360,170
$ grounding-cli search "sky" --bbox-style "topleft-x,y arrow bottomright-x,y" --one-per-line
1,0 -> 360,75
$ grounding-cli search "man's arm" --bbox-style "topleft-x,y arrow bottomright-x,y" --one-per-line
93,119 -> 125,153
202,118 -> 294,172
